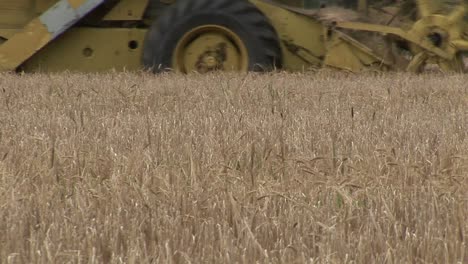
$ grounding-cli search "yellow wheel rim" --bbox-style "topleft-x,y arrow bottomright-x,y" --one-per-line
172,25 -> 249,73
405,0 -> 468,72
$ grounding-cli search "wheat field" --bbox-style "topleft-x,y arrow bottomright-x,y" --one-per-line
0,72 -> 466,263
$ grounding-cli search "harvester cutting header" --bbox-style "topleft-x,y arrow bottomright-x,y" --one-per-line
0,0 -> 467,73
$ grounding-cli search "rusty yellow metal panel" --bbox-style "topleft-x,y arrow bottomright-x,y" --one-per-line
275,0 -> 304,7
0,0 -> 32,8
252,0 -> 327,70
324,42 -> 363,71
0,0 -> 35,27
69,0 -> 85,9
0,0 -> 465,74
22,27 -> 147,72
35,0 -> 59,12
0,18 -> 52,71
0,29 -> 21,39
103,0 -> 150,21
0,0 -> 105,72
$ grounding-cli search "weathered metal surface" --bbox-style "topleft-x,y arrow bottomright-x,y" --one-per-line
0,0 -> 466,73
0,0 -> 35,28
103,0 -> 149,21
22,27 -> 146,72
40,0 -> 104,39
0,18 -> 52,71
253,0 -> 328,70
0,0 -> 105,71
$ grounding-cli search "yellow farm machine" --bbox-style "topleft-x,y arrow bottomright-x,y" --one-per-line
0,0 -> 467,73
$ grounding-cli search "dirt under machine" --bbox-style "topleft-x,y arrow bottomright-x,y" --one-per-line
0,0 -> 467,73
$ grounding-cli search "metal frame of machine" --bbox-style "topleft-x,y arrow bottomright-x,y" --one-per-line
0,0 -> 466,73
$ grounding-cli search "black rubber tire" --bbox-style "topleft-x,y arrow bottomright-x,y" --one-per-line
142,0 -> 282,73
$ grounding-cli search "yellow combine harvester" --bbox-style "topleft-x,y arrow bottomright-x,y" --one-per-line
0,0 -> 467,73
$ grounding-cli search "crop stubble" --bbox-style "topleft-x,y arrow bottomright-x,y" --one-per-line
0,72 -> 467,263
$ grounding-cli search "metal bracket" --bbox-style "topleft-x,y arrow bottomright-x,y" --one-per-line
0,0 -> 105,72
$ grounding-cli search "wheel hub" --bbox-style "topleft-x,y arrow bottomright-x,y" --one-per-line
194,43 -> 228,72
202,55 -> 218,68
172,25 -> 249,73
409,14 -> 460,55
404,1 -> 468,72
